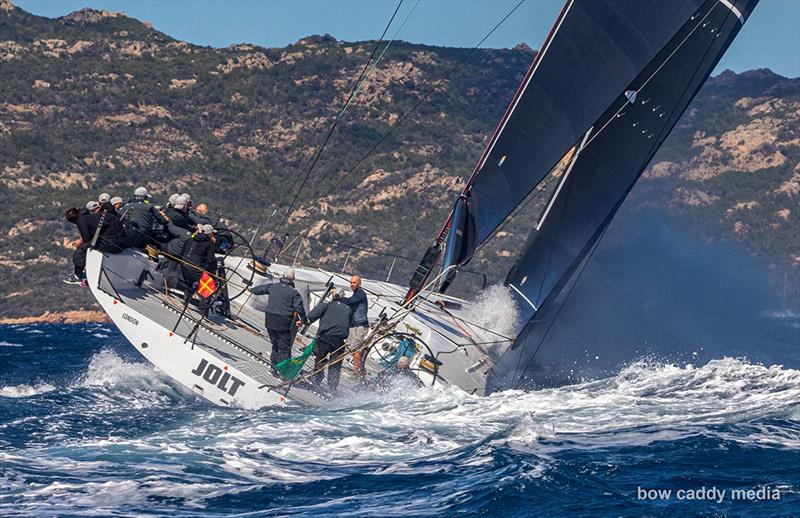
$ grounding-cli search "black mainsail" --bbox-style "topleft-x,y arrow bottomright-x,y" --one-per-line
409,0 -> 760,387
490,0 -> 759,390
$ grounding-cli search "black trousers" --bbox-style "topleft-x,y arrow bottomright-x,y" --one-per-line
73,243 -> 90,276
312,334 -> 346,389
267,326 -> 294,367
73,240 -> 123,276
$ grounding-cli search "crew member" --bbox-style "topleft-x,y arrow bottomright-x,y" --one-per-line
163,195 -> 194,230
110,196 -> 124,212
98,193 -> 116,214
306,288 -> 352,391
180,193 -> 192,212
249,268 -> 307,369
157,196 -> 194,260
63,201 -> 126,285
342,275 -> 369,374
190,203 -> 217,227
119,187 -> 165,249
179,224 -> 217,295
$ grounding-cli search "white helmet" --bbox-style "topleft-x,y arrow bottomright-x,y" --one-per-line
198,224 -> 216,235
98,193 -> 110,203
174,195 -> 189,210
168,193 -> 180,206
86,201 -> 100,210
134,186 -> 149,197
281,268 -> 296,281
110,196 -> 123,205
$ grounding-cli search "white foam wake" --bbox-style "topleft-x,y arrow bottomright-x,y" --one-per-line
78,348 -> 160,387
0,383 -> 56,398
2,355 -> 798,513
465,284 -> 520,338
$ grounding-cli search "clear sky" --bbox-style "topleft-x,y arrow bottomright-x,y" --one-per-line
15,0 -> 800,77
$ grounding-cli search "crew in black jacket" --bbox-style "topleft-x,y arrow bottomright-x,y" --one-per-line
180,224 -> 217,291
250,268 -> 307,368
306,288 -> 352,391
63,201 -> 127,285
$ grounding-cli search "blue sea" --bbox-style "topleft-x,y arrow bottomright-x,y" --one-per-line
1,323 -> 799,517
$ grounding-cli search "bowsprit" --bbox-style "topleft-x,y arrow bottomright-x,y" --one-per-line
191,358 -> 245,396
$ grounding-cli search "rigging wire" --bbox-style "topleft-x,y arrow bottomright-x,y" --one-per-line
282,0 -> 527,236
271,0 -> 413,246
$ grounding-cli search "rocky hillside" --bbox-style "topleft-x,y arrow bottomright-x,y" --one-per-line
1,0 -> 798,319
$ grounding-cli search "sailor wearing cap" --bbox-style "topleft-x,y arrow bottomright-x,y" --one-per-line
97,192 -> 118,215
179,223 -> 218,298
249,268 -> 308,369
118,186 -> 166,249
62,199 -> 127,285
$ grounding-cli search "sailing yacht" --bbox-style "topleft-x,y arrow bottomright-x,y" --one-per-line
86,0 -> 771,408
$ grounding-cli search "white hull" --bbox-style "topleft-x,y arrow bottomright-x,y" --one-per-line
86,248 -> 510,408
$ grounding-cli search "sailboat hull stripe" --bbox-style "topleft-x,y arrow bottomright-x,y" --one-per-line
718,0 -> 744,23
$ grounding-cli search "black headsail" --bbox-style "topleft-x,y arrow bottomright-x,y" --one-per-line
487,0 -> 759,390
406,0 -> 723,300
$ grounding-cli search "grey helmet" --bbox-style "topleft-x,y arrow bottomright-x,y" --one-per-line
198,224 -> 215,235
174,195 -> 189,210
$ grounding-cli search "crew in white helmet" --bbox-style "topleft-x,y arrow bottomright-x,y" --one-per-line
167,193 -> 180,208
117,186 -> 165,249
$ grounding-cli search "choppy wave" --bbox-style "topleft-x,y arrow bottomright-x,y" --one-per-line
0,383 -> 56,398
1,325 -> 798,516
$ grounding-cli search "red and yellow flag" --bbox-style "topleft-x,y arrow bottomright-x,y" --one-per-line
196,271 -> 217,299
